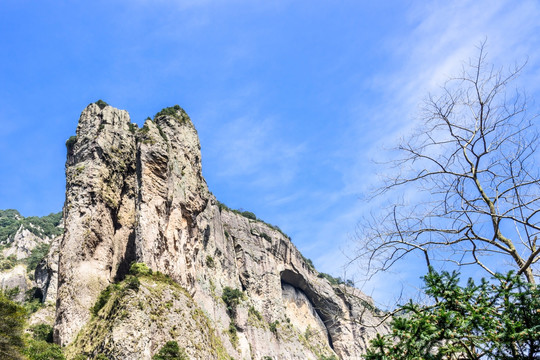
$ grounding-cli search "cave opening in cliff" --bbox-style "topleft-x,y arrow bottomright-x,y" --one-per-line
280,269 -> 336,350
32,287 -> 44,303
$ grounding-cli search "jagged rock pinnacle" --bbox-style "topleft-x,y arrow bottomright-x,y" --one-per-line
53,102 -> 388,358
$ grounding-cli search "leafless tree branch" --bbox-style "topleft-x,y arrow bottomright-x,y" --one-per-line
356,41 -> 539,284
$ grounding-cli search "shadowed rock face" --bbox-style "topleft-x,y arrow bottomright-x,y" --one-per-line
35,236 -> 60,303
54,103 -> 388,358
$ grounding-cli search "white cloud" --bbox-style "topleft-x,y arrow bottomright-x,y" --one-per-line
206,112 -> 306,189
309,0 -> 540,304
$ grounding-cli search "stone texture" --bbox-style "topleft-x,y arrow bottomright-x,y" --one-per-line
0,224 -> 61,304
55,103 -> 137,345
35,235 -> 61,303
0,264 -> 30,302
3,226 -> 46,260
54,103 -> 389,358
66,275 -> 234,360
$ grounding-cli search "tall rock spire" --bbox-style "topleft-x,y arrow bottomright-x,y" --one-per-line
55,103 -> 211,345
55,102 -> 138,345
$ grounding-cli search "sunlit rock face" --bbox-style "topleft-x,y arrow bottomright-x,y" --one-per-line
0,215 -> 62,305
54,103 -> 389,358
0,264 -> 30,302
3,227 -> 43,260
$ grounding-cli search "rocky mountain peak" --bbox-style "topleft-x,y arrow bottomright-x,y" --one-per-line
44,102 -> 389,358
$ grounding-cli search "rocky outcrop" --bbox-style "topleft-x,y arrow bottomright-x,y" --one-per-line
134,109 -> 210,289
35,235 -> 61,303
0,264 -> 30,302
55,103 -> 138,345
0,216 -> 62,304
3,226 -> 46,260
55,103 -> 388,358
66,272 -> 234,360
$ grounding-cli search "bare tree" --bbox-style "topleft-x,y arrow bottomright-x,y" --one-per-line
357,42 -> 540,284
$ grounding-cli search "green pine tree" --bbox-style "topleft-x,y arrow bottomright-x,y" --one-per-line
0,291 -> 26,360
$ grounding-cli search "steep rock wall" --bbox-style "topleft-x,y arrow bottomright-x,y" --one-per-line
55,104 -> 138,344
55,103 -> 388,358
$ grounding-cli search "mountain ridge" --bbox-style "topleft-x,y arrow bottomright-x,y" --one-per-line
1,102 -> 389,359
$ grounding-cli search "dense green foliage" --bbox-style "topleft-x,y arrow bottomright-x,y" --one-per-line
317,272 -> 354,287
0,254 -> 17,270
91,284 -> 119,316
94,99 -> 109,109
129,262 -> 152,276
222,287 -> 244,319
240,211 -> 257,220
2,286 -> 21,300
0,209 -> 62,242
260,232 -> 271,242
26,243 -> 51,273
0,291 -> 26,359
0,209 -> 23,242
269,320 -> 279,334
365,270 -> 540,360
29,324 -> 54,343
154,105 -> 185,121
125,276 -> 141,291
0,292 -> 65,359
65,135 -> 77,150
24,212 -> 63,239
24,339 -> 65,360
205,255 -> 215,268
152,341 -> 189,360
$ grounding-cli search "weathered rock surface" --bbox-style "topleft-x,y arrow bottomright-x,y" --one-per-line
35,235 -> 61,303
67,274 -> 233,360
55,103 -> 138,345
0,216 -> 62,304
0,264 -> 30,302
3,226 -> 46,260
55,103 -> 389,358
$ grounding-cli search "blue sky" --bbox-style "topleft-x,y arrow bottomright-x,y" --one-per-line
1,0 -> 540,306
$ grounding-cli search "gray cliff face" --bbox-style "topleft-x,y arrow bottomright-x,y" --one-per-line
135,112 -> 210,288
55,103 -> 388,358
0,264 -> 30,302
35,236 -> 60,303
0,218 -> 61,305
3,226 -> 44,260
55,104 -> 138,345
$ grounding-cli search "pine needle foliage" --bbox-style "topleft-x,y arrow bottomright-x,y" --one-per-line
365,270 -> 540,360
0,291 -> 26,360
152,341 -> 189,360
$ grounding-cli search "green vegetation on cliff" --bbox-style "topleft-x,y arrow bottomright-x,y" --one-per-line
0,209 -> 63,243
70,263 -> 233,360
154,105 -> 188,123
365,270 -> 540,359
0,291 -> 65,360
0,291 -> 26,359
153,341 -> 189,360
216,201 -> 290,239
94,100 -> 109,110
